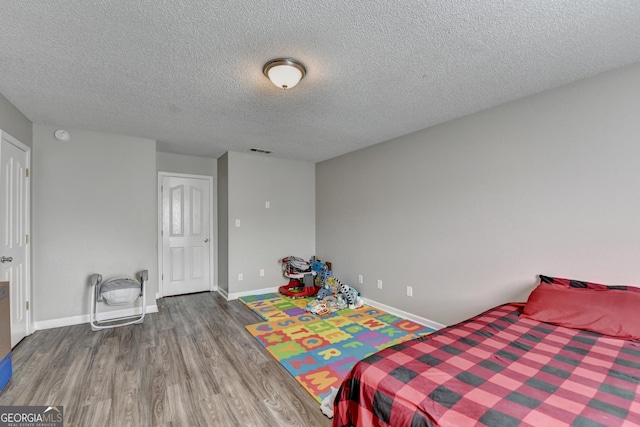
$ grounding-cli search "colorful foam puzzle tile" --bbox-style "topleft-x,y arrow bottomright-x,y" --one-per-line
240,293 -> 435,403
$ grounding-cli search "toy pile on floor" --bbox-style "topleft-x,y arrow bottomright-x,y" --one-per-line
308,275 -> 363,316
278,256 -> 363,316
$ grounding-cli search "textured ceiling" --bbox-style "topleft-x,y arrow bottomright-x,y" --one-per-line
1,1 -> 639,163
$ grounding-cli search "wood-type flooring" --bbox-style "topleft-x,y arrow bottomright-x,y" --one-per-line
0,292 -> 332,427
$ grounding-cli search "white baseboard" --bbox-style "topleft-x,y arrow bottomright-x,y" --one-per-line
34,305 -> 159,331
362,297 -> 445,330
217,288 -> 229,300
221,286 -> 280,301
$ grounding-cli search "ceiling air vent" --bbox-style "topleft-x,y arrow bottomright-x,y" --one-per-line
250,148 -> 272,154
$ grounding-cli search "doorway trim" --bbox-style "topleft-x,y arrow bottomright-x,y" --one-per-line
157,172 -> 215,298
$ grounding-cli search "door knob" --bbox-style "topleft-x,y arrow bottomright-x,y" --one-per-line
0,256 -> 13,263
204,239 -> 209,243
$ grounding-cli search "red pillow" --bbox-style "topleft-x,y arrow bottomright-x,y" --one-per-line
539,274 -> 640,293
523,282 -> 640,340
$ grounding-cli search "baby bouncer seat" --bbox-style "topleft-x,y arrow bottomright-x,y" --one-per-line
90,270 -> 148,331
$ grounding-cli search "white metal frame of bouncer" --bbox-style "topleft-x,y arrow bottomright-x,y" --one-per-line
89,270 -> 148,331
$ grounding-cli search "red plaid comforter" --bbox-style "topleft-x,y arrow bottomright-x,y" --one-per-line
333,303 -> 640,427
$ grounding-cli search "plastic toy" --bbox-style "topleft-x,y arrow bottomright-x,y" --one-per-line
310,258 -> 331,288
278,279 -> 319,298
338,282 -> 363,309
279,256 -> 319,298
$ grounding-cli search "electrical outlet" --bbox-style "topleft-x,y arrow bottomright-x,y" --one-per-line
238,273 -> 243,281
377,279 -> 383,290
235,219 -> 241,227
259,269 -> 265,277
407,286 -> 413,297
358,275 -> 363,284
265,201 -> 270,208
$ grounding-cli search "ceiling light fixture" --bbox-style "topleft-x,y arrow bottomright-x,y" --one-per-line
263,58 -> 306,89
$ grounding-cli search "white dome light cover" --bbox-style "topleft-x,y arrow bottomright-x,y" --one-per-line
263,58 -> 306,89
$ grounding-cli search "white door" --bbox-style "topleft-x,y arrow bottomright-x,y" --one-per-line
0,130 -> 30,347
161,175 -> 212,296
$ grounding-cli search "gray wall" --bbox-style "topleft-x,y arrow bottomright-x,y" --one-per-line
219,152 -> 315,297
217,153 -> 229,294
316,63 -> 640,326
0,93 -> 32,147
32,125 -> 157,322
156,151 -> 216,176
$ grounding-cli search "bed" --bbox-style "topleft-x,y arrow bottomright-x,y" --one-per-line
333,275 -> 640,427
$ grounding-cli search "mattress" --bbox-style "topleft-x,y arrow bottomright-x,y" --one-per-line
333,303 -> 640,427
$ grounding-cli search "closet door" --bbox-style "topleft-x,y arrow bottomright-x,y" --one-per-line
161,174 -> 212,296
0,130 -> 30,347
